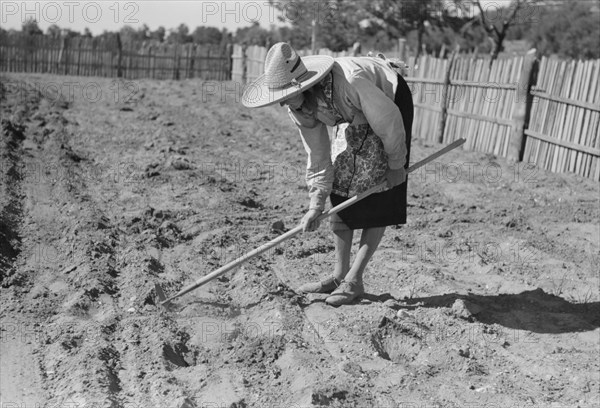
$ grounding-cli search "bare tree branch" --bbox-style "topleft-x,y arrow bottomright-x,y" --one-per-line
475,0 -> 500,37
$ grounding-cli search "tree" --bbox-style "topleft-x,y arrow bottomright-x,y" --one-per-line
234,22 -> 271,46
191,26 -> 222,45
527,1 -> 600,59
473,0 -> 536,61
47,24 -> 61,38
137,24 -> 151,40
119,25 -> 140,43
22,18 -> 42,36
150,26 -> 166,43
167,23 -> 191,43
364,0 -> 444,58
63,29 -> 81,39
269,0 -> 362,51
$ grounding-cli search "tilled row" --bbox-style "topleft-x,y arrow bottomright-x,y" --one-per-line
0,97 -> 29,283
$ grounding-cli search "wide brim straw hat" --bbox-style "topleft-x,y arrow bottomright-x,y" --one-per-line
242,42 -> 334,108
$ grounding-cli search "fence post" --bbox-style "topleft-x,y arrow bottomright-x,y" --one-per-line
437,51 -> 456,143
115,33 -> 123,78
174,45 -> 180,80
225,43 -> 233,81
57,34 -> 68,74
189,44 -> 196,79
150,45 -> 155,79
241,44 -> 248,84
508,49 -> 537,162
398,38 -> 406,60
76,37 -> 82,76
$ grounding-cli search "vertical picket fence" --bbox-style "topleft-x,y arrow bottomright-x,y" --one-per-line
228,45 -> 599,180
245,45 -> 268,84
523,57 -> 599,179
444,56 -> 523,157
231,44 -> 245,83
2,35 -> 598,180
0,34 -> 232,81
404,55 -> 448,145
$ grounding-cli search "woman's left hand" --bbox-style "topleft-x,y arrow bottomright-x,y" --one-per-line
301,209 -> 322,232
385,167 -> 406,188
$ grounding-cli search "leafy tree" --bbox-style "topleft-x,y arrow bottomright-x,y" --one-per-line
63,29 -> 81,39
219,28 -> 232,47
269,0 -> 362,51
234,22 -> 271,46
271,25 -> 311,49
47,24 -> 62,38
364,0 -> 445,57
137,24 -> 151,40
525,1 -> 599,59
473,0 -> 537,60
191,26 -> 222,45
150,26 -> 166,43
167,24 -> 191,43
22,18 -> 42,36
119,25 -> 142,44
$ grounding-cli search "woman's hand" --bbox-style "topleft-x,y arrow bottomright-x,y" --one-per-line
385,167 -> 406,188
301,209 -> 322,232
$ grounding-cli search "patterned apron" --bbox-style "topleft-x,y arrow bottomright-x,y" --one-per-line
313,73 -> 389,199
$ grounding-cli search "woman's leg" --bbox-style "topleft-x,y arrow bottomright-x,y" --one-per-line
333,229 -> 353,282
344,226 -> 386,284
326,226 -> 385,305
296,223 -> 353,294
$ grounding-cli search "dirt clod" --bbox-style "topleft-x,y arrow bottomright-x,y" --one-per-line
452,299 -> 483,319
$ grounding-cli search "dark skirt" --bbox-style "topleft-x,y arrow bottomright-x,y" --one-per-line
330,75 -> 413,230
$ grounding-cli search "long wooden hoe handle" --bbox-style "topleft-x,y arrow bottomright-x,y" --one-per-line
161,138 -> 465,304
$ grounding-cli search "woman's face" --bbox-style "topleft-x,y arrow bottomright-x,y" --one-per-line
280,92 -> 305,110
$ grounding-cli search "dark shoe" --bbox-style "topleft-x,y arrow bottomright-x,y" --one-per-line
297,276 -> 341,294
325,281 -> 364,306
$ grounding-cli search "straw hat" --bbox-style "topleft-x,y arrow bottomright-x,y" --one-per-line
242,42 -> 334,108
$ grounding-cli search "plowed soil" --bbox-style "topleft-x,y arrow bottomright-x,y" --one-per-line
1,73 -> 599,407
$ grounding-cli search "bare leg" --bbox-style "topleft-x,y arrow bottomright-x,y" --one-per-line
333,229 -> 353,282
296,228 -> 353,294
343,226 -> 386,284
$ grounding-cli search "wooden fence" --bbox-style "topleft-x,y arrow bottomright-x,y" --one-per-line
0,34 -> 231,81
232,46 -> 599,180
2,36 -> 598,180
402,52 -> 599,180
524,57 -> 599,178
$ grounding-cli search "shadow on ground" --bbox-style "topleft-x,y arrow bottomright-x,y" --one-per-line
361,288 -> 600,334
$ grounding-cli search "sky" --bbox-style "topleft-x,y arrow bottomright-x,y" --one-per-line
0,0 -> 517,35
0,0 -> 524,35
0,1 -> 289,35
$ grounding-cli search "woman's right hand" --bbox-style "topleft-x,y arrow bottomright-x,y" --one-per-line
300,209 -> 322,232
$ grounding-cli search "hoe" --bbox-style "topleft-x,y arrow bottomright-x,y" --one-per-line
156,138 -> 466,308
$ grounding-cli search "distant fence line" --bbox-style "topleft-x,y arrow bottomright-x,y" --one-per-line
1,36 -> 598,180
0,34 -> 231,80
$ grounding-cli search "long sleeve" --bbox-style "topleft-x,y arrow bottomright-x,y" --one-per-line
347,76 -> 407,169
288,108 -> 334,211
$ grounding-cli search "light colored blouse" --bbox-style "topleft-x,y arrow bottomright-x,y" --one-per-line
288,56 -> 408,211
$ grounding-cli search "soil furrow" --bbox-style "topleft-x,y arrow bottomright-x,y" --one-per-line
2,74 -> 598,407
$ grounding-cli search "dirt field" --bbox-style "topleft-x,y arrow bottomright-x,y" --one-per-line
1,72 -> 599,407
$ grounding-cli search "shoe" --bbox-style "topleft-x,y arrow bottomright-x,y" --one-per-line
297,276 -> 341,294
325,281 -> 365,306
